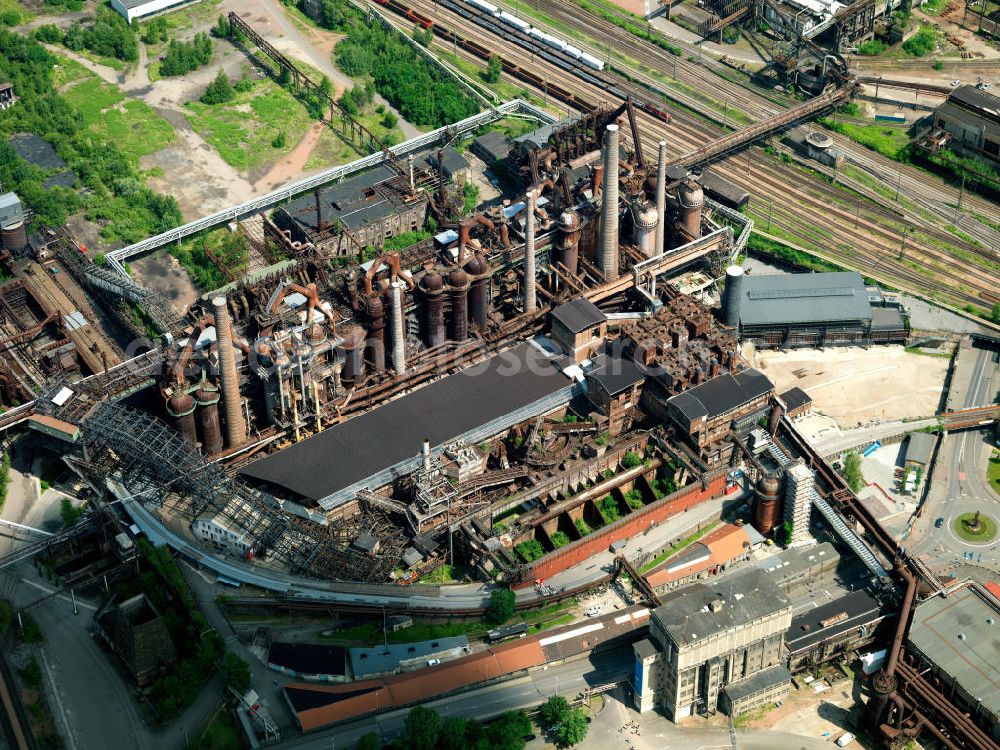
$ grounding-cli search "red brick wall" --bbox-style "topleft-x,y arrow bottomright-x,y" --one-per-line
517,472 -> 727,584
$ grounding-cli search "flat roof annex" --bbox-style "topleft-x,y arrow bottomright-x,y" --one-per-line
240,343 -> 569,507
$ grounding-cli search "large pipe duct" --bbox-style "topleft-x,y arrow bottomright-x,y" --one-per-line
391,281 -> 406,375
599,124 -> 619,280
524,191 -> 536,312
655,141 -> 667,257
194,383 -> 223,455
211,296 -> 246,448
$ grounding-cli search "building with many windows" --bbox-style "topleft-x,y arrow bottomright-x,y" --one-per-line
632,567 -> 792,720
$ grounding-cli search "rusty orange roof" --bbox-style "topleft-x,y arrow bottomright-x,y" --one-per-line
646,524 -> 752,588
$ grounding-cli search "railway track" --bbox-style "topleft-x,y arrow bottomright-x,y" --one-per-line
373,0 -> 998,308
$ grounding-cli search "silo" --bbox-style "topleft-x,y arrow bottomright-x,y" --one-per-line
420,267 -> 445,348
447,267 -> 470,342
194,384 -> 224,455
365,294 -> 385,372
166,392 -> 197,445
752,474 -> 783,535
678,179 -> 703,239
633,201 -> 658,258
722,265 -> 745,328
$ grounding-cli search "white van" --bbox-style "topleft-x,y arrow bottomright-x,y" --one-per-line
836,732 -> 855,747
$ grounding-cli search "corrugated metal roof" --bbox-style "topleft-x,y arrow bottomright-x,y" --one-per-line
551,297 -> 606,334
948,85 -> 1000,121
735,272 -> 872,327
666,368 -> 773,422
905,432 -> 935,465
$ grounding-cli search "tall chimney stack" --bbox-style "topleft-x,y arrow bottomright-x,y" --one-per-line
524,190 -> 536,313
407,153 -> 415,192
391,280 -> 406,375
599,124 -> 619,280
655,140 -> 667,257
211,297 -> 246,447
422,438 -> 431,473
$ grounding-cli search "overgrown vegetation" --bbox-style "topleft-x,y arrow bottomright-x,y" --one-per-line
515,539 -> 546,562
856,39 -> 887,55
539,695 -> 588,748
746,234 -> 845,273
62,6 -> 139,64
380,704 -> 533,750
621,450 -> 642,469
575,518 -> 592,536
159,32 -> 213,77
597,495 -> 621,525
168,229 -> 245,291
551,530 -> 571,548
623,489 -> 644,510
903,26 -> 937,57
60,497 -> 85,527
0,452 -> 9,513
335,21 -> 479,128
128,541 -> 224,720
572,0 -> 681,56
0,33 -> 181,243
819,118 -> 910,161
841,450 -> 864,493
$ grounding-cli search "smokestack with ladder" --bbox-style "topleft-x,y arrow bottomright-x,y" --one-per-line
655,141 -> 667,257
391,280 -> 406,375
211,296 -> 246,448
422,438 -> 431,473
524,190 -> 536,312
599,124 -> 619,280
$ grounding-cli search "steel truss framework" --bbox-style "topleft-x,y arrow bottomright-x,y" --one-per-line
81,402 -> 406,582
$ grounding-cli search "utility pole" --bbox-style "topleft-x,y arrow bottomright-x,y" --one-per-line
894,170 -> 902,201
954,171 -> 966,225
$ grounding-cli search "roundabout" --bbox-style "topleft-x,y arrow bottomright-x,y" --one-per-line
953,511 -> 997,544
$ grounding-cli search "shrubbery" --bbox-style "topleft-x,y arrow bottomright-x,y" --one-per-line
856,39 -> 886,55
515,539 -> 545,562
159,33 -> 213,77
200,70 -> 235,104
63,7 -> 139,63
903,27 -> 936,56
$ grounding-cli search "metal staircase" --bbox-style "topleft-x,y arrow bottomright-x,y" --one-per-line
756,433 -> 890,579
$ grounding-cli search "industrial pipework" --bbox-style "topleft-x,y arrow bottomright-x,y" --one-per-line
212,296 -> 246,447
599,124 -> 620,280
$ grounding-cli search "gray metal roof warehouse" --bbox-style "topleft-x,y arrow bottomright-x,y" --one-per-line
240,342 -> 575,509
907,585 -> 1000,730
730,271 -> 874,327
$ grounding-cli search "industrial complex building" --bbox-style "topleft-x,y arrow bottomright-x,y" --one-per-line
930,85 -> 1000,165
721,268 -> 908,348
632,567 -> 793,719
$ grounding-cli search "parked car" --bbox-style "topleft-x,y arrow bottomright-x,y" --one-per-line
951,79 -> 962,86
427,658 -> 441,666
836,732 -> 856,747
935,517 -> 945,528
585,606 -> 601,617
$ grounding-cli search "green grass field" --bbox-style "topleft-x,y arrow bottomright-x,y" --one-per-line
0,0 -> 31,24
186,707 -> 241,750
989,456 -> 1000,498
185,78 -> 314,171
954,512 -> 997,543
60,74 -> 175,162
52,55 -> 93,89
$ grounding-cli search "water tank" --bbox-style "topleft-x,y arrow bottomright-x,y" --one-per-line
722,265 -> 744,328
447,268 -> 470,342
633,202 -> 658,258
1,220 -> 28,255
420,267 -> 445,348
559,209 -> 581,277
752,474 -> 782,535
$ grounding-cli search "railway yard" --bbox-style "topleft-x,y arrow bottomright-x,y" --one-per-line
0,0 -> 998,749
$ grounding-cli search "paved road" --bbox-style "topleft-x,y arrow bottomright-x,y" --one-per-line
277,647 -> 634,748
908,344 -> 999,568
808,418 -> 940,458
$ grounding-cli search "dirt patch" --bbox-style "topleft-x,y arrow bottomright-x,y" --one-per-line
752,345 -> 948,426
129,250 -> 201,316
253,120 -> 328,192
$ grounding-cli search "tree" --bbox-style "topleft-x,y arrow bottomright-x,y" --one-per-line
439,716 -> 472,750
487,710 -> 531,750
271,132 -> 287,148
60,498 -> 84,527
841,450 -> 864,493
780,519 -> 794,545
356,732 -> 381,750
539,695 -> 571,728
488,588 -> 516,625
485,54 -> 502,83
214,14 -> 231,38
991,301 -> 1000,324
200,70 -> 235,105
319,75 -> 333,99
221,652 -> 251,693
552,708 -> 588,748
403,706 -> 441,750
